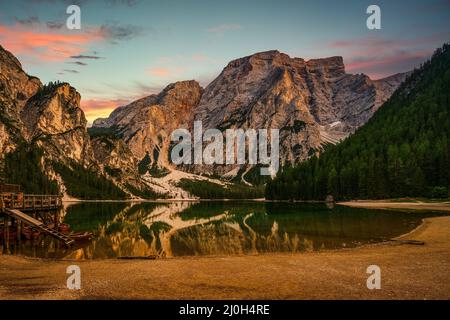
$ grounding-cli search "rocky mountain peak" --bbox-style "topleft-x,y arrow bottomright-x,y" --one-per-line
306,56 -> 346,77
21,83 -> 85,138
0,45 -> 42,113
19,82 -> 93,164
1,45 -> 43,163
156,80 -> 203,109
92,80 -> 203,165
93,50 -> 409,171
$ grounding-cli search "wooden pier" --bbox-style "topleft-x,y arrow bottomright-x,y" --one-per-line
0,184 -> 73,247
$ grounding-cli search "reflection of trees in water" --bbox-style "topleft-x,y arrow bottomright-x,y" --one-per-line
12,202 -> 424,259
170,213 -> 317,256
66,201 -> 236,258
65,202 -> 187,259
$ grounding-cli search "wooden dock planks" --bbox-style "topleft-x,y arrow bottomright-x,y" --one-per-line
3,209 -> 74,247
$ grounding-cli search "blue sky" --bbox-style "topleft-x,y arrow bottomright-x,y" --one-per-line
0,0 -> 449,123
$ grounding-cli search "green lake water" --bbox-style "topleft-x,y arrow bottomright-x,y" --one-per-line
1,201 -> 439,259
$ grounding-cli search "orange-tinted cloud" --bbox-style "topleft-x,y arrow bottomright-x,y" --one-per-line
81,98 -> 130,124
148,66 -> 186,78
0,23 -> 103,62
344,52 -> 432,80
329,35 -> 447,79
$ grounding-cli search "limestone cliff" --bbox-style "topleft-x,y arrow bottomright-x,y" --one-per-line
21,83 -> 94,165
195,50 -> 409,164
93,80 -> 203,166
0,45 -> 142,197
0,44 -> 42,164
94,50 -> 408,175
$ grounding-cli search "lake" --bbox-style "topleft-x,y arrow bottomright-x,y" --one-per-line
0,201 -> 437,259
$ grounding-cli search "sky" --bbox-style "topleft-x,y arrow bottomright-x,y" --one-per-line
0,0 -> 449,124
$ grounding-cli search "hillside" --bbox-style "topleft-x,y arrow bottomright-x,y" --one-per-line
266,43 -> 450,201
93,50 -> 407,178
0,44 -> 411,199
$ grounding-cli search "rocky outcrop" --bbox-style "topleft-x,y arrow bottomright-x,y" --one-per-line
0,45 -> 42,113
1,44 -> 92,167
0,45 -> 42,163
21,83 -> 94,164
1,43 -> 409,195
195,50 -> 408,164
94,50 -> 408,174
90,134 -> 141,187
0,45 -> 127,195
93,80 -> 203,165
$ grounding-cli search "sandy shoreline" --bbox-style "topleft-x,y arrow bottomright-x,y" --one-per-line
1,215 -> 450,300
339,200 -> 450,212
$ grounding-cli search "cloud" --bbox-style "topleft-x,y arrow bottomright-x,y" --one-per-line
81,98 -> 130,124
70,54 -> 105,59
14,16 -> 40,26
207,24 -> 241,35
345,50 -> 432,79
328,35 -> 448,79
0,23 -> 103,62
46,21 -> 64,30
98,23 -> 143,43
67,61 -> 88,66
81,98 -> 130,111
63,69 -> 79,73
132,80 -> 162,94
148,66 -> 187,78
148,67 -> 171,77
192,54 -> 208,62
0,16 -> 142,63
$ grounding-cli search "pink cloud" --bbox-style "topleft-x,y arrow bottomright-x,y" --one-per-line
149,67 -> 171,77
81,98 -> 129,111
81,98 -> 130,124
344,51 -> 432,79
192,54 -> 208,62
0,23 -> 103,62
329,35 -> 448,79
147,66 -> 186,78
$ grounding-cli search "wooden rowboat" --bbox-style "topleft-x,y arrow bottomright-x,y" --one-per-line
69,232 -> 93,241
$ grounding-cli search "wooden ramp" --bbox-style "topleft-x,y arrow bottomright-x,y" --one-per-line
4,209 -> 74,246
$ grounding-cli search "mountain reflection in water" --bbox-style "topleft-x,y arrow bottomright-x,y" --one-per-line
2,201 -> 429,259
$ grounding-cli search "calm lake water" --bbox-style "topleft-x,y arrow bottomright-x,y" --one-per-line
0,201 -> 438,259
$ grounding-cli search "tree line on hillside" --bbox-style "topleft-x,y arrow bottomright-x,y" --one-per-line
266,43 -> 450,201
178,178 -> 265,199
1,143 -> 128,199
3,144 -> 59,194
53,161 -> 127,200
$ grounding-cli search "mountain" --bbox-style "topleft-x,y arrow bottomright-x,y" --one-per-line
21,83 -> 95,165
0,45 -> 41,163
0,43 -> 411,199
0,45 -> 155,199
195,50 -> 408,164
266,44 -> 450,201
94,50 -> 408,177
93,81 -> 203,165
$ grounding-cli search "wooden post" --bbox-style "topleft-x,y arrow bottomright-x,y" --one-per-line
20,221 -> 23,245
2,215 -> 7,243
16,218 -> 21,242
4,216 -> 9,251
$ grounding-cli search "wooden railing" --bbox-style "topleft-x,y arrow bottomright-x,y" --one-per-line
0,184 -> 21,193
0,193 -> 62,210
